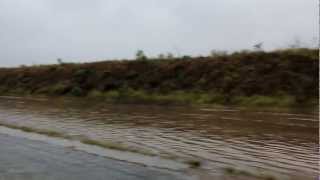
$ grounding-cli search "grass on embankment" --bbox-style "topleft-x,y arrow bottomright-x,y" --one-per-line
0,88 -> 317,108
85,89 -> 315,107
0,48 -> 318,107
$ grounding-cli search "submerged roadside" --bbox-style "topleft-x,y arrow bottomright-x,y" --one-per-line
0,125 -> 289,180
0,132 -> 193,180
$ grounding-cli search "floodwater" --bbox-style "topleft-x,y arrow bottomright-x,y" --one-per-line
0,132 -> 191,180
0,96 -> 318,179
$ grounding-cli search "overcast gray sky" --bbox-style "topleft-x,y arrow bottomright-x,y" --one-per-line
0,0 -> 318,67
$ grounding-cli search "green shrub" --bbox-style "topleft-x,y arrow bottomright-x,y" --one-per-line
49,83 -> 70,95
70,86 -> 84,96
232,95 -> 295,107
88,90 -> 105,99
104,90 -> 120,100
135,50 -> 147,61
73,69 -> 95,83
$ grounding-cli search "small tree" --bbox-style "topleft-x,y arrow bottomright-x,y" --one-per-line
253,42 -> 264,51
57,58 -> 63,64
136,50 -> 147,60
210,50 -> 227,58
166,52 -> 174,59
181,55 -> 192,61
158,53 -> 165,59
289,38 -> 302,49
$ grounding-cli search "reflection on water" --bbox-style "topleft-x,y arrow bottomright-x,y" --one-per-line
0,96 -> 318,179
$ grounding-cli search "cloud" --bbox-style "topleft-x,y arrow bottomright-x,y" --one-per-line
0,0 -> 317,66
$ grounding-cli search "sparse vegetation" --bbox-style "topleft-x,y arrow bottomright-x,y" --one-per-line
0,122 -> 67,138
224,167 -> 277,180
0,122 -> 155,156
0,48 -> 317,107
186,159 -> 202,168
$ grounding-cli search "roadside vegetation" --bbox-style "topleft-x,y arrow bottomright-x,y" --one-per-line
224,167 -> 276,180
0,122 -> 153,155
0,48 -> 318,107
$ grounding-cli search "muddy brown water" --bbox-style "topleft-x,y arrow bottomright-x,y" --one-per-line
0,96 -> 318,179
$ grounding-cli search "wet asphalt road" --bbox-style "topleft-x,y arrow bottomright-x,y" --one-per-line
0,134 -> 192,180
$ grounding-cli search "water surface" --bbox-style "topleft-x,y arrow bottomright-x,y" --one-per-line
0,96 -> 318,179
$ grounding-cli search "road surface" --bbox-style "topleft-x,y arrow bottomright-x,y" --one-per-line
0,134 -> 193,180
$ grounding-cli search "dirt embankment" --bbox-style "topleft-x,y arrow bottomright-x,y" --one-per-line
0,48 -> 318,106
